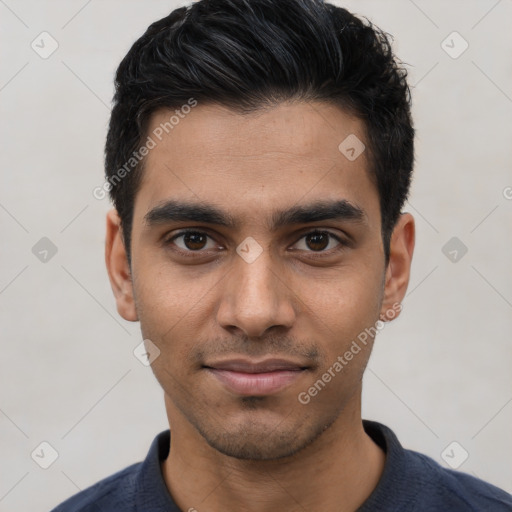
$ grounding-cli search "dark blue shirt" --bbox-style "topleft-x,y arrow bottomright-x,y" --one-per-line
50,420 -> 512,511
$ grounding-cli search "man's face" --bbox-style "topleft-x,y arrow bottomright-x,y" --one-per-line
114,101 -> 398,460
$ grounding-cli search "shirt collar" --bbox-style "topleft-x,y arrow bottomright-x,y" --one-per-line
134,420 -> 410,511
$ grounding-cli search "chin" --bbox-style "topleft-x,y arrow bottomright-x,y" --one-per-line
194,412 -> 336,461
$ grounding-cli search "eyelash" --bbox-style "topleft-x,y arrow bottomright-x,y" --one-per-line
164,229 -> 349,257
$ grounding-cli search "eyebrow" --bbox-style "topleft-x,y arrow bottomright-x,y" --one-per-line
144,198 -> 367,231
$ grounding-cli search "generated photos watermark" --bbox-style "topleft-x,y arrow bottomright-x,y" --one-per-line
298,302 -> 402,405
93,98 -> 198,200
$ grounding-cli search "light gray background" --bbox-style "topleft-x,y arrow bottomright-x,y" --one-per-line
1,1 -> 511,511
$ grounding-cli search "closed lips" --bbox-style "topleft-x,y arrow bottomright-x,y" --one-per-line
203,358 -> 308,373
204,359 -> 309,396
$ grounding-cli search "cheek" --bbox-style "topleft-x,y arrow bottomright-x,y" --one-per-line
298,273 -> 382,404
133,263 -> 217,354
135,253 -> 203,314
295,267 -> 383,340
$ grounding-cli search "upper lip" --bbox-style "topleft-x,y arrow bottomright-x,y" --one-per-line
204,358 -> 308,373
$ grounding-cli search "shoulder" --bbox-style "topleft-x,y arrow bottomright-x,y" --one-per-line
405,449 -> 512,511
362,421 -> 512,511
49,462 -> 141,512
49,430 -> 172,511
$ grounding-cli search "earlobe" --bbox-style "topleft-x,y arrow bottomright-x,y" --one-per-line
380,213 -> 415,321
105,209 -> 138,322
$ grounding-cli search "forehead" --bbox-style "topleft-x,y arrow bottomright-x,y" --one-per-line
134,101 -> 379,229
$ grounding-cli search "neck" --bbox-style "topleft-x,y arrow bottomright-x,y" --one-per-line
161,395 -> 385,512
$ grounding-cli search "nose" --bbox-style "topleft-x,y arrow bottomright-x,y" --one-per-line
216,246 -> 296,338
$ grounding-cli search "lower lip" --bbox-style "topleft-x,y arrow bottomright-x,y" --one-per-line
207,368 -> 304,396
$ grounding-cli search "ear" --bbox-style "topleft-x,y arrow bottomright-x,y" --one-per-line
105,209 -> 138,322
379,212 -> 415,322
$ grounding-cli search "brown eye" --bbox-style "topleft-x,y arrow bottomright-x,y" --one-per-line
292,230 -> 345,253
169,231 -> 216,252
182,232 -> 207,250
305,232 -> 330,251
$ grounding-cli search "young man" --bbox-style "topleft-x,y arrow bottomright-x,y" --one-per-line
52,0 -> 512,510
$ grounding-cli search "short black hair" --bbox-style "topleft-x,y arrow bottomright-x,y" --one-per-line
105,0 -> 414,266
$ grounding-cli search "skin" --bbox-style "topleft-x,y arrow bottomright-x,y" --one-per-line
105,101 -> 415,512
